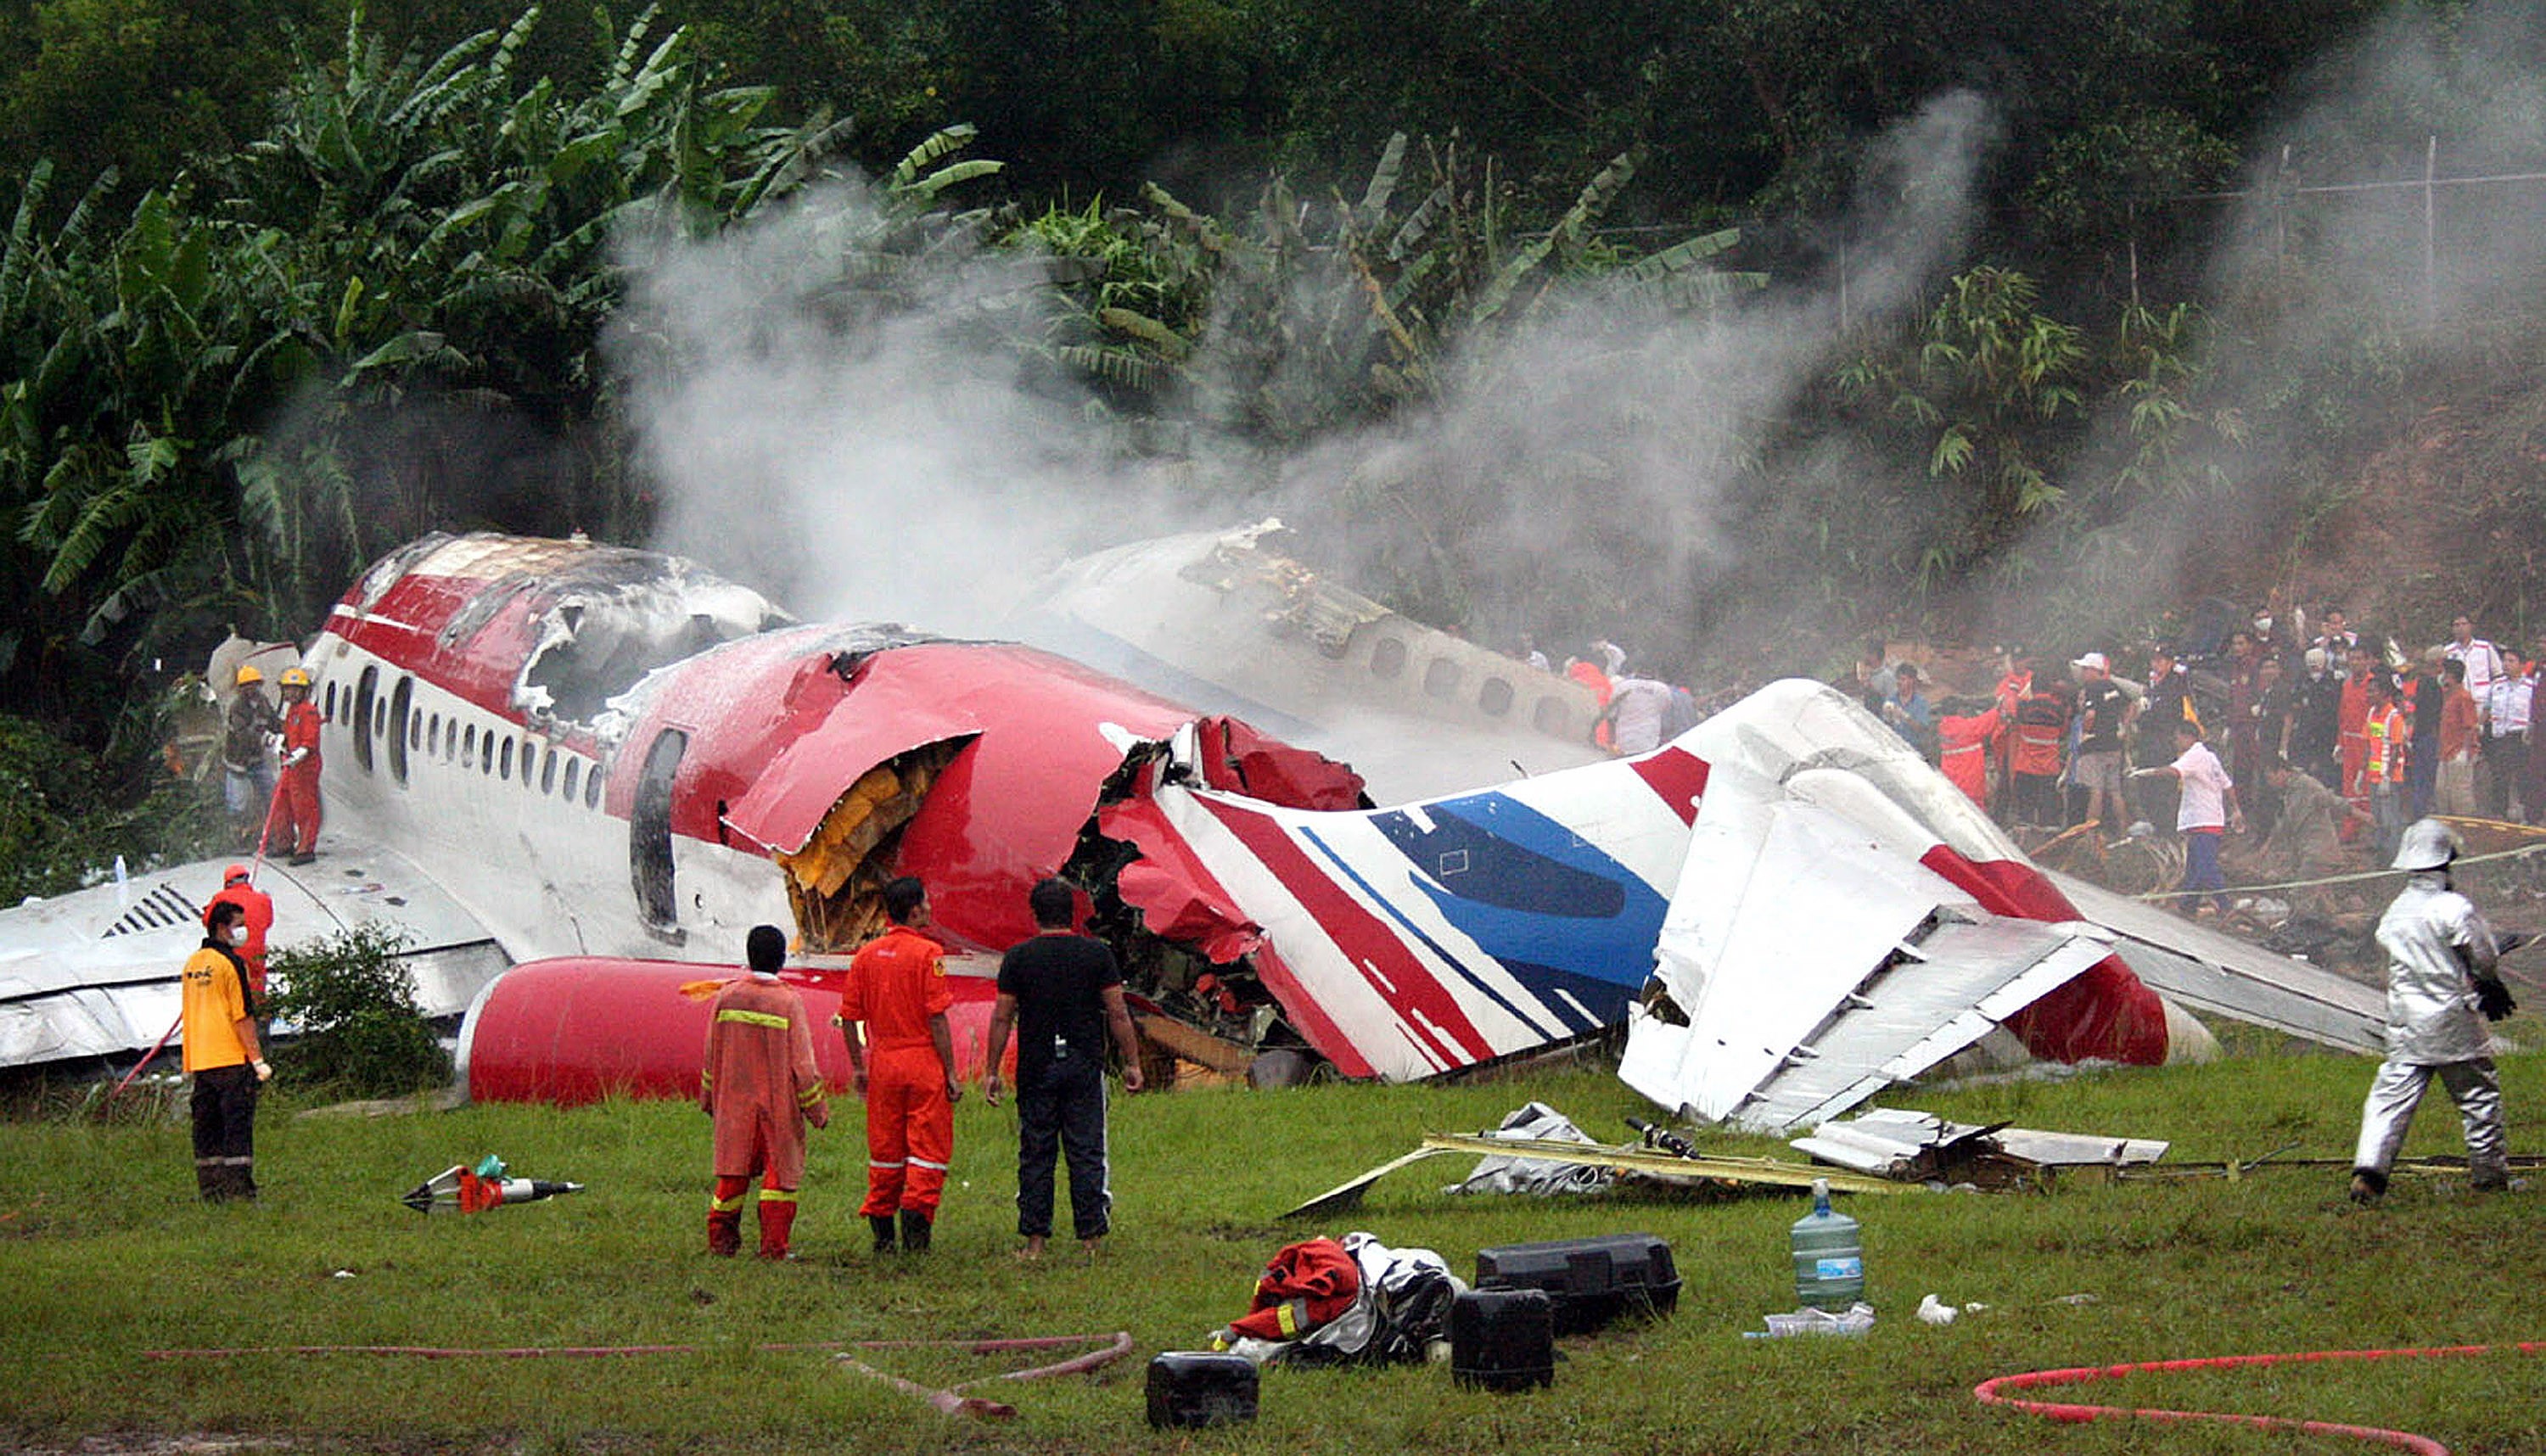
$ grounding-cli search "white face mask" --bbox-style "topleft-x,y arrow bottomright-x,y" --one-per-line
2253,617 -> 2272,635
228,925 -> 250,946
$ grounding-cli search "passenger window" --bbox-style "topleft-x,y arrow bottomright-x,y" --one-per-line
1370,638 -> 1406,680
464,725 -> 478,765
387,676 -> 412,787
351,666 -> 378,774
500,737 -> 514,781
563,759 -> 581,801
584,761 -> 602,809
324,682 -> 338,721
1424,658 -> 1461,697
541,748 -> 558,794
1533,696 -> 1569,735
1478,676 -> 1514,715
428,713 -> 441,757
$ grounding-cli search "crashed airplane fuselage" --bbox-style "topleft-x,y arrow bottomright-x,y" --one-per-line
6,533 -> 2383,1131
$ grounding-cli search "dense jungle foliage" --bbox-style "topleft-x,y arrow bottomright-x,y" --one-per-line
2,0 -> 2543,865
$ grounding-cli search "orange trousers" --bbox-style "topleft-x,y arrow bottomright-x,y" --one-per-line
265,765 -> 322,855
861,1044 -> 951,1217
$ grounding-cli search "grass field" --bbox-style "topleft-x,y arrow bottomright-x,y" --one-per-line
5,1044 -> 2545,1455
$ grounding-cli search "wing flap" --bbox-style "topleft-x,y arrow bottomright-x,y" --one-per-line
1623,789 -> 2113,1133
2046,870 -> 2385,1052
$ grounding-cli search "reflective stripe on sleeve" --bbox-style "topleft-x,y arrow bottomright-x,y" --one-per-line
715,1008 -> 792,1030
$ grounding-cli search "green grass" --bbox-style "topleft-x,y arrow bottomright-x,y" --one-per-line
4,1050 -> 2544,1454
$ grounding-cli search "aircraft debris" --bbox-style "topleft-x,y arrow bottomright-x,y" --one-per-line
400,1155 -> 583,1213
1281,1125 -> 1910,1221
1789,1107 -> 2169,1190
1442,1101 -> 1615,1197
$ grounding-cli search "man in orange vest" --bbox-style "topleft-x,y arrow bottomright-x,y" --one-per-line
838,876 -> 962,1254
2363,673 -> 2409,864
183,899 -> 271,1201
702,925 -> 830,1259
203,864 -> 276,1000
2009,680 -> 2071,828
264,668 -> 323,865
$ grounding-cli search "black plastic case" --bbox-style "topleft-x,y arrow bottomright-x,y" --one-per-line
1145,1351 -> 1259,1427
1450,1286 -> 1555,1391
1472,1233 -> 1680,1335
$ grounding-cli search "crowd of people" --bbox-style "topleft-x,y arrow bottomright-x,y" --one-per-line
1842,604 -> 2546,906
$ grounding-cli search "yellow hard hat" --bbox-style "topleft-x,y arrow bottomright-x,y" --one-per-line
279,667 -> 311,688
235,664 -> 264,686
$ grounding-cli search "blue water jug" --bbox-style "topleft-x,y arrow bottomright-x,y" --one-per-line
1790,1178 -> 1865,1311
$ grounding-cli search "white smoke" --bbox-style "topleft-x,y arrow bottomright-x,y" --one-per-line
613,92 -> 2009,691
615,186 -> 1152,632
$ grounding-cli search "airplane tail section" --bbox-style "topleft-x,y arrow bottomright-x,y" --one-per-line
1102,746 -> 1707,1081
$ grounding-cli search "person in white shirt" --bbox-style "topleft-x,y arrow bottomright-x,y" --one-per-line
2482,647 -> 2531,819
1599,675 -> 1678,755
2444,614 -> 2504,705
2135,720 -> 2241,916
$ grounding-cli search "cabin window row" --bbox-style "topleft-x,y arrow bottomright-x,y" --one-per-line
320,670 -> 603,808
1362,637 -> 1569,731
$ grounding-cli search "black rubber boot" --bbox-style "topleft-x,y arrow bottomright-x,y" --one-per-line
868,1214 -> 899,1255
899,1207 -> 932,1254
2349,1168 -> 2388,1203
196,1163 -> 224,1203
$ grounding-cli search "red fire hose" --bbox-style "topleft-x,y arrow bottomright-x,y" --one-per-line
1975,1342 -> 2546,1455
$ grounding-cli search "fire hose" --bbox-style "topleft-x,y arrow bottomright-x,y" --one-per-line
1975,1341 -> 2546,1455
143,1332 -> 1136,1422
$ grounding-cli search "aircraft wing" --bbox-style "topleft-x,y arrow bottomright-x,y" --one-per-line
0,846 -> 507,1070
1618,764 -> 2113,1133
2044,870 -> 2386,1054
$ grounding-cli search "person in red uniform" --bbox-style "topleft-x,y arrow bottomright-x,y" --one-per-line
839,876 -> 962,1254
264,668 -> 323,865
2336,644 -> 2372,840
1936,697 -> 2005,810
202,864 -> 276,1000
702,925 -> 830,1259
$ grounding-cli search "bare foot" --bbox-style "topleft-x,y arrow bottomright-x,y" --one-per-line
1014,1235 -> 1047,1264
1080,1236 -> 1105,1261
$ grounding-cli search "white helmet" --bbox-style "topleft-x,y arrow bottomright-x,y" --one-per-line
2392,817 -> 2462,872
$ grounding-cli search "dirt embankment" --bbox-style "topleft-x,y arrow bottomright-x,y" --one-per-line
2288,372 -> 2546,642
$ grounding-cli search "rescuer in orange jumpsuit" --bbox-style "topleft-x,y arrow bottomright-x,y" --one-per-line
1936,698 -> 2006,810
202,863 -> 276,1000
839,876 -> 961,1254
264,668 -> 323,864
2336,644 -> 2372,838
702,925 -> 830,1259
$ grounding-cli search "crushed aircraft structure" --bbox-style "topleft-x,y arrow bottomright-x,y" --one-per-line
1007,519 -> 1608,801
1,531 -> 2386,1128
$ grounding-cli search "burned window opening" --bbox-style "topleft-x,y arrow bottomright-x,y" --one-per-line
777,739 -> 970,955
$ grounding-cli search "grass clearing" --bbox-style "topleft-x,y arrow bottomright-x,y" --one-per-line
3,1048 -> 2543,1454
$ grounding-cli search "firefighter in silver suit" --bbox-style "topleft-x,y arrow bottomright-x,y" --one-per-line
2350,817 -> 2517,1202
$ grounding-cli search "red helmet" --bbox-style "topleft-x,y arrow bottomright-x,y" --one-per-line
222,864 -> 251,885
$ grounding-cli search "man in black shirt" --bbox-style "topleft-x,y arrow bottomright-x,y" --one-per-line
984,878 -> 1145,1260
